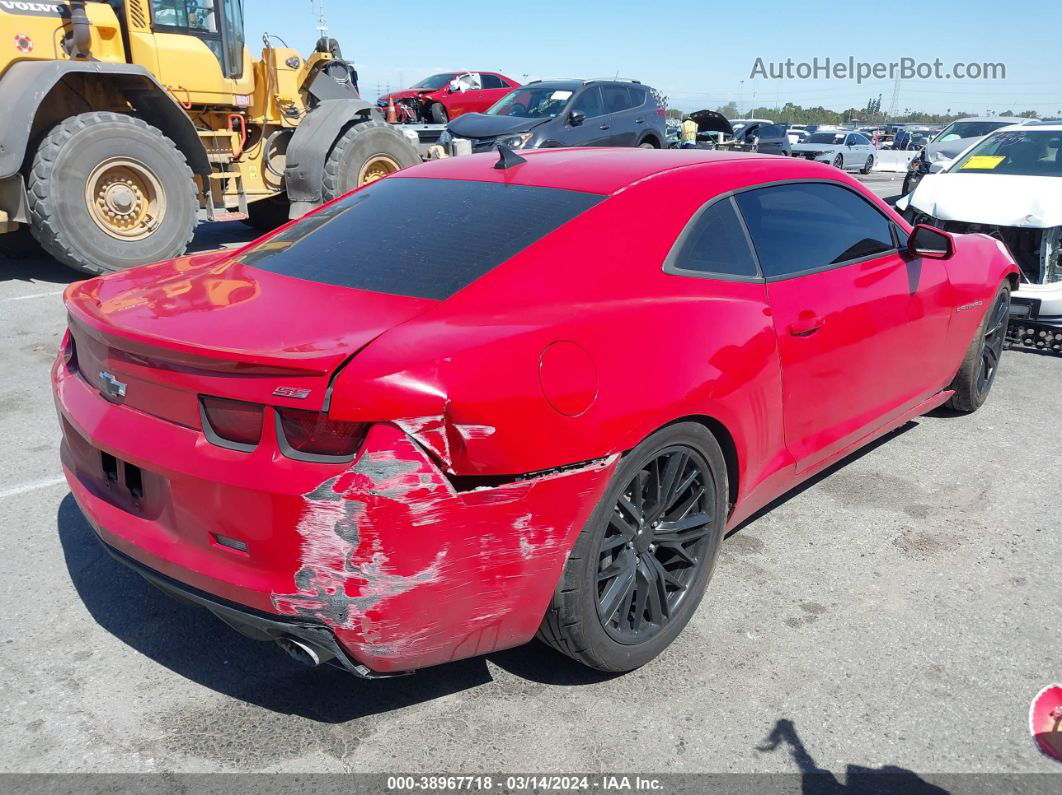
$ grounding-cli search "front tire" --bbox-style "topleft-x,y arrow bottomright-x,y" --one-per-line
322,120 -> 421,201
430,102 -> 449,124
28,112 -> 198,275
537,422 -> 727,672
946,281 -> 1010,413
833,153 -> 844,169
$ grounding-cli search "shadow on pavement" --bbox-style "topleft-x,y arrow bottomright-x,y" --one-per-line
727,421 -> 917,537
57,494 -> 613,723
1,221 -> 259,284
757,718 -> 948,793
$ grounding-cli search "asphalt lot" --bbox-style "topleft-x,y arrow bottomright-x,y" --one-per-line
1,172 -> 1059,777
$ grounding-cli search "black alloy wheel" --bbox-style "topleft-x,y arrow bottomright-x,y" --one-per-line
596,446 -> 715,643
976,289 -> 1009,399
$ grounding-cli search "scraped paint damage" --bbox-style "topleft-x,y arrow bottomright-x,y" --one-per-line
271,422 -> 618,672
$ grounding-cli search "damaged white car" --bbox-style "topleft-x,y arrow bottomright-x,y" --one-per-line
897,123 -> 1062,352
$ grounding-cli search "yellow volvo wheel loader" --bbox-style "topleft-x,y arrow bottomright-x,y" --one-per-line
0,0 -> 420,273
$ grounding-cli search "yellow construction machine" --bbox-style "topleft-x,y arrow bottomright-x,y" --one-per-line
0,0 -> 420,273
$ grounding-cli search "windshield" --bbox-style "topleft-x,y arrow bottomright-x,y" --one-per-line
409,73 -> 458,90
949,130 -> 1062,177
238,178 -> 604,300
486,87 -> 575,118
934,120 -> 1011,142
806,132 -> 846,144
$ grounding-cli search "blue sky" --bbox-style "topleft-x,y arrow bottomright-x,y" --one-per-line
247,0 -> 1061,115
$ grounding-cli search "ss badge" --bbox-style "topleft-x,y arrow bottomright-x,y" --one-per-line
273,386 -> 311,399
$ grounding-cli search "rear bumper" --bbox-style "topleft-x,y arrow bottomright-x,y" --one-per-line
99,538 -> 403,678
54,354 -> 617,673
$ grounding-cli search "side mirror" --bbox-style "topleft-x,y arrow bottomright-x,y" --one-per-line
569,110 -> 586,127
908,223 -> 954,259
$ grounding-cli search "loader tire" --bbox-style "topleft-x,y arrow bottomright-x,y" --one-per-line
28,112 -> 198,275
321,121 -> 420,201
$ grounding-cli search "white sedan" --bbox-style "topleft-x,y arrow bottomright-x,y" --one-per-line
791,130 -> 876,173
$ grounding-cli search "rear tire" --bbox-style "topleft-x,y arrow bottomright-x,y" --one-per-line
28,112 -> 198,275
946,281 -> 1010,413
321,120 -> 421,201
430,102 -> 449,124
860,155 -> 874,174
537,422 -> 727,672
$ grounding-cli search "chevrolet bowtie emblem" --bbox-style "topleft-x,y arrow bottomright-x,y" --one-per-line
99,371 -> 127,400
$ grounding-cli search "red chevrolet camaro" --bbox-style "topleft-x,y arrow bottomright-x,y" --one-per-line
53,149 -> 1017,678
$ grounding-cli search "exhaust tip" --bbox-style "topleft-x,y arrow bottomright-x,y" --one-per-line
277,636 -> 334,668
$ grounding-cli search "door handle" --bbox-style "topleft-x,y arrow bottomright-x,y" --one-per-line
787,314 -> 824,336
599,124 -> 610,130
635,117 -> 645,124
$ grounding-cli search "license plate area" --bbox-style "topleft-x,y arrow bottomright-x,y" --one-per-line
101,451 -> 146,501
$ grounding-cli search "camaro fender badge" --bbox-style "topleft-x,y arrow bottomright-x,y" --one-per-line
273,386 -> 311,399
956,300 -> 984,312
98,371 -> 127,400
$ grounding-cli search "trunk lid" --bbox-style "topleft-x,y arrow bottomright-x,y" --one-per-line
65,252 -> 437,423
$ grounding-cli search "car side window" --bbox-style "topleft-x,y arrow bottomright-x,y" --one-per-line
628,86 -> 647,107
481,74 -> 505,89
668,197 -> 760,279
602,85 -> 632,113
734,183 -> 896,278
571,87 -> 605,119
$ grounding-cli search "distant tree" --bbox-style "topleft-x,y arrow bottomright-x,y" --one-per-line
1019,109 -> 1039,118
716,101 -> 740,119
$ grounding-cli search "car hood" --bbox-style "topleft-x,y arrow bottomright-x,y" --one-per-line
448,113 -> 550,138
64,251 -> 438,375
905,173 -> 1062,228
689,110 -> 733,135
378,89 -> 433,103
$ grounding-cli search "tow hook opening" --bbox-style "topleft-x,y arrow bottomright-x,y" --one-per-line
276,636 -> 335,667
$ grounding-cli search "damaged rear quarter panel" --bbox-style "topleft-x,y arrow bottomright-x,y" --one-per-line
271,423 -> 617,672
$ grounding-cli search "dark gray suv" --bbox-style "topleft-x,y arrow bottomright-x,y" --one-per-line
442,79 -> 667,153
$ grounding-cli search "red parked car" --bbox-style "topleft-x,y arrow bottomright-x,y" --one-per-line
54,149 -> 1017,678
376,71 -> 521,124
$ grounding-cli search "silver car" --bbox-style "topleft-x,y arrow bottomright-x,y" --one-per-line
791,130 -> 876,173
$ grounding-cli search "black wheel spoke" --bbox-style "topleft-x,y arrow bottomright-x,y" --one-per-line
599,556 -> 637,623
654,512 -> 711,544
609,510 -> 638,540
600,533 -> 630,554
648,553 -> 686,592
659,451 -> 687,509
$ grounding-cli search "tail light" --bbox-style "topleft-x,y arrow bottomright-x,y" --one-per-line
277,408 -> 366,462
200,396 -> 264,451
656,107 -> 666,117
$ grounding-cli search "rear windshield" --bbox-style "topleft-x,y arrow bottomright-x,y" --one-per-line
239,178 -> 604,300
